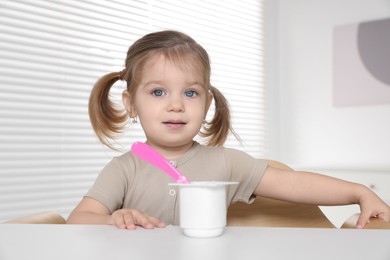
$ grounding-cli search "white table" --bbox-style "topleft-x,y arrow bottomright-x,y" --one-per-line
0,224 -> 389,260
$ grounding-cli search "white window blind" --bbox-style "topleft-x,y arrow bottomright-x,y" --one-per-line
0,0 -> 266,221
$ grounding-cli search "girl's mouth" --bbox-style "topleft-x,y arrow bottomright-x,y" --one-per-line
163,121 -> 186,129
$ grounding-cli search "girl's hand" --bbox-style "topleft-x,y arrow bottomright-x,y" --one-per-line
356,187 -> 390,228
109,209 -> 166,230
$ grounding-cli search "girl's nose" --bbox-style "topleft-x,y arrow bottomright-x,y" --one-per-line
167,95 -> 185,112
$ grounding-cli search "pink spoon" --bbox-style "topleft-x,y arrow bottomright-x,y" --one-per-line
131,142 -> 190,184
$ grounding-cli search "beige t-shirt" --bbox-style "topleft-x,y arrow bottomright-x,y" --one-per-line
86,142 -> 268,225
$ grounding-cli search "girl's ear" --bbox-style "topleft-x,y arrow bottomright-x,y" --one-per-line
205,91 -> 213,114
122,90 -> 137,117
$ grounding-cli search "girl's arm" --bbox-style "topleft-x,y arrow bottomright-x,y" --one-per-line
254,166 -> 390,228
66,197 -> 166,229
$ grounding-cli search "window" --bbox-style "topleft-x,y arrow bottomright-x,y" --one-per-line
0,0 -> 266,221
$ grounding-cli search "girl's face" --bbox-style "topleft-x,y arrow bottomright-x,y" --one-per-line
123,54 -> 212,154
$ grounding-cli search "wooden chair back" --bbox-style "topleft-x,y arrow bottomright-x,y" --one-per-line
3,211 -> 66,224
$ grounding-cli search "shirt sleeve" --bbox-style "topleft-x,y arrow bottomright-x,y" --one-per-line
85,157 -> 129,213
224,148 -> 268,204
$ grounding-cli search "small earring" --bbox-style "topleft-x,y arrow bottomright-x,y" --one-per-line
131,117 -> 138,124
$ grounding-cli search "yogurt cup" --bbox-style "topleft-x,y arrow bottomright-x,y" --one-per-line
169,181 -> 238,238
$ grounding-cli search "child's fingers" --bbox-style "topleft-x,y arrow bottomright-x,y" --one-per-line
356,211 -> 372,229
111,209 -> 135,229
111,209 -> 165,230
129,211 -> 158,229
122,213 -> 137,230
113,214 -> 129,229
135,213 -> 165,229
148,216 -> 166,228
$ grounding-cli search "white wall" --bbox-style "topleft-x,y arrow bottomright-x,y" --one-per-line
265,0 -> 390,227
268,0 -> 390,170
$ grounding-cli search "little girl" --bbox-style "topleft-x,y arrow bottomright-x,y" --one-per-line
67,30 -> 390,229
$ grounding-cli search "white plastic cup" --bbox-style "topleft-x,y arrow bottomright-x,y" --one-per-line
169,181 -> 238,238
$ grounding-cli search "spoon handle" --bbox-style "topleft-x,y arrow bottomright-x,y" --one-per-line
131,142 -> 190,184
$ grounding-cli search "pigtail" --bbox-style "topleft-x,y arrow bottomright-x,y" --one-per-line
88,72 -> 128,149
201,86 -> 240,146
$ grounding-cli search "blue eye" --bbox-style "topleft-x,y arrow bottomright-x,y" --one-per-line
185,90 -> 197,97
152,89 -> 165,96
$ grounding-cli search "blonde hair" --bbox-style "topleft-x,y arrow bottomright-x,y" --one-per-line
89,30 -> 237,149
